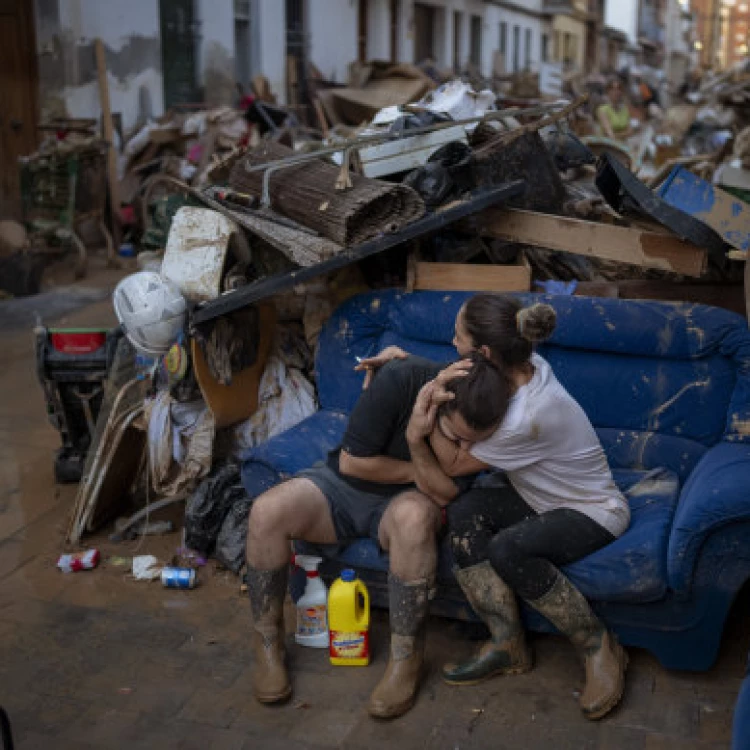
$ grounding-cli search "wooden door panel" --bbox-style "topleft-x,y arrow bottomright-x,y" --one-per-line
0,0 -> 39,214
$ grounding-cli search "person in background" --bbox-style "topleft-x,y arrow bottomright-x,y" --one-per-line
358,295 -> 630,721
596,78 -> 632,140
632,68 -> 664,120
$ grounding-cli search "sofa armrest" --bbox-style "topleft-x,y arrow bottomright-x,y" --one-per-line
668,441 -> 750,595
240,410 -> 348,499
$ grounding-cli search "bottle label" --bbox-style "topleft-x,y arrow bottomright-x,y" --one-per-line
297,604 -> 327,636
330,630 -> 369,659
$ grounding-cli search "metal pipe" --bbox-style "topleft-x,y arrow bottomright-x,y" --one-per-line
243,99 -> 582,177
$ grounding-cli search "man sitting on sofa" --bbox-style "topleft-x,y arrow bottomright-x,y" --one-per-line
245,353 -> 511,719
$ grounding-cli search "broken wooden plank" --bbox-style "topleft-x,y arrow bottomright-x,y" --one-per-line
193,181 -> 524,325
475,208 -> 707,277
140,173 -> 343,267
94,38 -> 121,251
196,191 -> 342,266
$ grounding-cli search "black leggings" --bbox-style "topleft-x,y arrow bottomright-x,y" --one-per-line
446,486 -> 615,601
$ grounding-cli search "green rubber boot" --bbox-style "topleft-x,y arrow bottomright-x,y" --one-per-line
442,562 -> 532,685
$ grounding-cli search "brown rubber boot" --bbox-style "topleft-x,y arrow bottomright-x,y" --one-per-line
368,575 -> 429,719
526,573 -> 628,720
247,565 -> 292,704
442,562 -> 532,685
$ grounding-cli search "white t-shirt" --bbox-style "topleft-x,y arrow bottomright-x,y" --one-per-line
469,354 -> 630,537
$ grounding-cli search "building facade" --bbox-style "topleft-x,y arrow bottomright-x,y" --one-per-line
37,0 -> 685,132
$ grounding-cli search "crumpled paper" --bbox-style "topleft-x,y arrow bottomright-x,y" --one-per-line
132,555 -> 162,581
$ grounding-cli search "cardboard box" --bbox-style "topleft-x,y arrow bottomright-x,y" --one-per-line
408,257 -> 531,292
659,167 -> 748,252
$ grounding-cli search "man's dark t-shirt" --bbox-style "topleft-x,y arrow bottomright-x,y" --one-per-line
326,356 -> 441,496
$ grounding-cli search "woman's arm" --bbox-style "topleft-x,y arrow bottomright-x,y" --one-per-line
429,426 -> 490,477
596,105 -> 615,139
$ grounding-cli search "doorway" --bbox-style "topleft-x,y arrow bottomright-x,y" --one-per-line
235,0 -> 252,95
390,0 -> 399,62
0,0 -> 40,216
286,0 -> 308,117
453,11 -> 462,71
414,3 -> 436,63
469,14 -> 482,68
358,0 -> 369,62
159,0 -> 198,109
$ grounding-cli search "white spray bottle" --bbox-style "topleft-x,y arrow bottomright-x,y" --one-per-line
293,554 -> 329,648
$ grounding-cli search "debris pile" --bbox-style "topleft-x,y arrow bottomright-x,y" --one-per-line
31,63 -> 747,586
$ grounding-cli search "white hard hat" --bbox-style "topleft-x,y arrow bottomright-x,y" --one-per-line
113,271 -> 187,357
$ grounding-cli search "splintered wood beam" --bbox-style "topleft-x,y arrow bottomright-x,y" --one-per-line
475,208 -> 707,278
95,39 -> 121,235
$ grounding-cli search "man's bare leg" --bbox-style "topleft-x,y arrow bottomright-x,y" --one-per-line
248,478 -> 338,568
368,491 -> 442,719
246,478 -> 338,704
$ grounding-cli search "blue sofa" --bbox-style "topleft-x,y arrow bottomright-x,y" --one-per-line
241,290 -> 750,672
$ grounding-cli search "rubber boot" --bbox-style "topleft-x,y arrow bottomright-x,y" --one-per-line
442,561 -> 532,685
526,572 -> 628,720
247,565 -> 292,704
368,575 -> 429,719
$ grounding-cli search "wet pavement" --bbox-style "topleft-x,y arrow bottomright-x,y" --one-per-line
0,265 -> 746,749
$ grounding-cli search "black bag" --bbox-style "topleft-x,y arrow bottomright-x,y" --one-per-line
184,463 -> 246,555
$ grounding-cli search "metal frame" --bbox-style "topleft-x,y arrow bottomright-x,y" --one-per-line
246,101 -> 569,207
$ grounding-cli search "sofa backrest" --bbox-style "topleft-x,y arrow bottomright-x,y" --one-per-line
316,290 -> 750,478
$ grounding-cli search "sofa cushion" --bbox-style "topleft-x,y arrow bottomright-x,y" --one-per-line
565,468 -> 680,602
296,466 -> 681,605
240,410 -> 347,499
598,428 -> 707,484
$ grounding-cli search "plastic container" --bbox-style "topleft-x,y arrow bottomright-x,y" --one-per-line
328,568 -> 370,666
57,549 -> 100,573
161,567 -> 196,589
50,329 -> 107,355
294,555 -> 329,648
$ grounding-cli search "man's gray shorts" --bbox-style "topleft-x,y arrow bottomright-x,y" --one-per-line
297,464 -> 411,543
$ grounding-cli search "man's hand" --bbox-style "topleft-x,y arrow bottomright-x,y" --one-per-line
406,381 -> 454,444
354,346 -> 408,389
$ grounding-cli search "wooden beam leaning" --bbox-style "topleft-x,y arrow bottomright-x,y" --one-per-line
476,208 -> 707,278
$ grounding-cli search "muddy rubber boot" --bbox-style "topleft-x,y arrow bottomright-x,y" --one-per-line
247,565 -> 292,704
526,572 -> 628,720
442,562 -> 532,685
368,575 -> 429,719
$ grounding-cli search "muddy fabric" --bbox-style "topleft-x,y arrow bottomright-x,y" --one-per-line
214,494 -> 254,573
297,464 -> 399,543
147,393 -> 215,497
447,486 -> 614,600
184,463 -> 245,555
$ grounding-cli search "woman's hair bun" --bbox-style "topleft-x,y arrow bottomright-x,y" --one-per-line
516,303 -> 557,342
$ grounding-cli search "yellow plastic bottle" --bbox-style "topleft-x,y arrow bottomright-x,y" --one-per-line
328,568 -> 370,666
